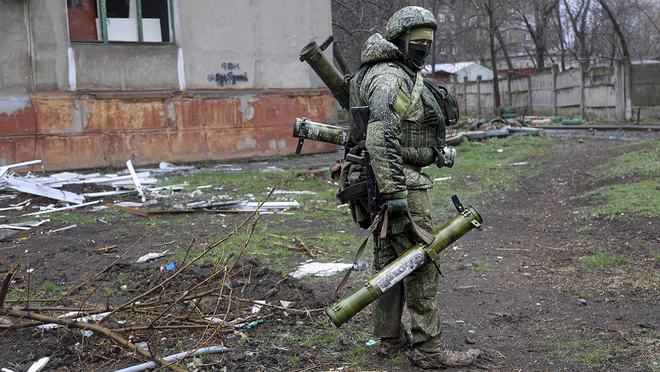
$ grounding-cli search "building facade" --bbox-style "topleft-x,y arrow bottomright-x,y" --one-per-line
0,0 -> 337,170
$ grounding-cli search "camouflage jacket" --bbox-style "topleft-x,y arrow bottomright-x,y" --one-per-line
355,33 -> 445,199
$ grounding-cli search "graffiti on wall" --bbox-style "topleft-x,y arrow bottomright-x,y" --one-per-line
208,62 -> 248,86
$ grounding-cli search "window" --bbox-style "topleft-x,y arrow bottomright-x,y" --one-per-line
67,0 -> 174,43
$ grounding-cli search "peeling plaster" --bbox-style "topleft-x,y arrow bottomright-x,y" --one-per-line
0,94 -> 31,115
268,139 -> 287,150
235,137 -> 257,150
166,102 -> 176,123
238,95 -> 255,121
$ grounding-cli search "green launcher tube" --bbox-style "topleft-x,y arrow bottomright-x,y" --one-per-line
299,40 -> 350,109
292,117 -> 349,147
326,206 -> 483,327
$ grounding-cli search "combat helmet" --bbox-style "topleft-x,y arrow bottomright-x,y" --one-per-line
385,6 -> 437,42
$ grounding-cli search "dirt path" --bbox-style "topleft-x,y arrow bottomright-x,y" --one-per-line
0,135 -> 657,371
433,137 -> 658,371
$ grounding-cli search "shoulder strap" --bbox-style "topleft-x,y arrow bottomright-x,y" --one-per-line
403,71 -> 423,119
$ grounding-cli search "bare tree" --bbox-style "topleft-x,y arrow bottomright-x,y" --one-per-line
509,0 -> 558,72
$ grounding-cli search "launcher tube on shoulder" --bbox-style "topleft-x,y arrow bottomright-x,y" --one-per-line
325,203 -> 483,327
293,117 -> 349,154
299,36 -> 350,109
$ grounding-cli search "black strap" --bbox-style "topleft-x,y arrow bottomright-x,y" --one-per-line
336,182 -> 368,204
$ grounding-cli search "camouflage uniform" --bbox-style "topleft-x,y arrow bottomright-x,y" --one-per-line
351,31 -> 445,345
345,7 -> 481,368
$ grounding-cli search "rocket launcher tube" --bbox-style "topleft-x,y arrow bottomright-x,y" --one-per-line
325,206 -> 483,327
299,38 -> 350,109
293,118 -> 349,154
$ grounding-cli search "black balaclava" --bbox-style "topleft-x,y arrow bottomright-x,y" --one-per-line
393,29 -> 433,71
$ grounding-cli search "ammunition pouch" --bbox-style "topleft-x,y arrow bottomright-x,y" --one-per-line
423,78 -> 460,127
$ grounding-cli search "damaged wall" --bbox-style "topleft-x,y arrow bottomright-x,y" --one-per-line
0,0 -> 338,170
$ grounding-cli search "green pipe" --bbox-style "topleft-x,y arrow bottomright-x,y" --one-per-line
299,41 -> 349,109
326,206 -> 483,327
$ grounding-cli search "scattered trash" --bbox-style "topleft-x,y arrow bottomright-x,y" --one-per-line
136,250 -> 170,264
352,261 -> 368,271
113,346 -> 229,372
289,262 -> 353,279
577,298 -> 587,306
496,149 -> 504,153
239,201 -> 300,212
21,201 -> 101,217
164,262 -> 177,271
510,162 -> 529,166
81,330 -> 94,338
94,245 -> 118,254
433,176 -> 452,182
48,224 -> 77,234
37,312 -> 110,330
272,190 -> 317,195
279,300 -> 292,308
251,300 -> 266,314
157,161 -> 194,172
5,178 -> 85,204
240,319 -> 265,329
26,357 -> 50,372
365,339 -> 378,347
261,166 -> 284,173
126,160 -> 146,203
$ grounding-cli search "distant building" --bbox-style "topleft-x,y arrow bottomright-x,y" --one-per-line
0,0 -> 336,171
424,62 -> 494,83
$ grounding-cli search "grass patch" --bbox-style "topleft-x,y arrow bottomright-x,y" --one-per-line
39,281 -> 57,294
473,261 -> 488,273
549,340 -> 616,367
301,329 -> 343,348
286,355 -> 301,367
652,251 -> 660,261
581,249 -> 631,269
390,352 -> 408,365
150,136 -> 554,274
425,136 -> 553,220
585,180 -> 660,220
592,146 -> 660,179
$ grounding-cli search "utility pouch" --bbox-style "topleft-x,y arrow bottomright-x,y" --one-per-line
423,78 -> 460,126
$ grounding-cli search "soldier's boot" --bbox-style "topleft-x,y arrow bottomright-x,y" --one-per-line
409,338 -> 481,368
376,331 -> 410,357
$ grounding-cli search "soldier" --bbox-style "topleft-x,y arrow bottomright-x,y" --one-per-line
349,6 -> 481,368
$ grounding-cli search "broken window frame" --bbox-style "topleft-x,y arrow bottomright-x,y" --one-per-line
70,0 -> 175,44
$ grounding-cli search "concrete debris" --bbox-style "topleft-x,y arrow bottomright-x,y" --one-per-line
289,262 -> 353,279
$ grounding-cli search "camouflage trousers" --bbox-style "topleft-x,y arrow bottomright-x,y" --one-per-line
372,189 -> 442,345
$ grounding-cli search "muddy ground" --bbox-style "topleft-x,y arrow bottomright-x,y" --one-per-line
0,131 -> 658,371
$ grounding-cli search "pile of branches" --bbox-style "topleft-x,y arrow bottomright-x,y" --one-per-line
0,190 -> 323,370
